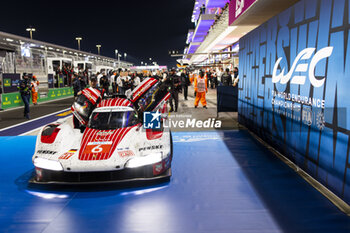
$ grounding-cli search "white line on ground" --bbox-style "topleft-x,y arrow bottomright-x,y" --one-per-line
0,108 -> 70,132
19,115 -> 73,136
0,96 -> 73,112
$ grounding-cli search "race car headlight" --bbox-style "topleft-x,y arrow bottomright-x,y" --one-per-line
34,158 -> 63,171
126,153 -> 162,168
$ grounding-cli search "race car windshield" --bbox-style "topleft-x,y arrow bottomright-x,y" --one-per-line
88,111 -> 139,130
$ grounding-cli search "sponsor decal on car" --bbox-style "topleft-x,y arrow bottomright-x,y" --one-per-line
84,144 -> 112,154
153,162 -> 164,175
87,141 -> 113,145
58,149 -> 78,160
139,145 -> 163,152
59,153 -> 74,160
35,167 -> 42,179
79,126 -> 136,161
118,150 -> 135,157
164,156 -> 171,169
96,131 -> 114,136
37,150 -> 57,155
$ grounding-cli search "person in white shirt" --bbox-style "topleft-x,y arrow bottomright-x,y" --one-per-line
217,67 -> 224,84
117,71 -> 131,94
133,75 -> 141,87
96,72 -> 103,86
110,72 -> 116,82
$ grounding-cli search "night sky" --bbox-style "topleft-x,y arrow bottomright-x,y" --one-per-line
0,0 -> 195,67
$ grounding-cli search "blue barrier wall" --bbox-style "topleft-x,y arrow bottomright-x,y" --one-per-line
238,0 -> 350,204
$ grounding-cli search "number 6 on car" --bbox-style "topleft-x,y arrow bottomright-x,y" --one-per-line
84,142 -> 112,154
91,145 -> 103,153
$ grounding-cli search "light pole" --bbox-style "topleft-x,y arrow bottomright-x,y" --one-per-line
118,54 -> 122,68
124,53 -> 127,61
75,37 -> 82,50
141,61 -> 143,65
115,49 -> 119,68
115,49 -> 118,59
96,45 -> 101,55
26,27 -> 36,40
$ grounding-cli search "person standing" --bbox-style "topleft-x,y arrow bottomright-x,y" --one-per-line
133,74 -> 141,88
18,73 -> 31,119
181,70 -> 190,100
212,70 -> 218,88
118,71 -> 132,95
111,72 -> 117,93
194,71 -> 208,109
72,73 -> 82,98
200,4 -> 206,14
165,68 -> 181,112
207,69 -> 214,89
217,67 -> 224,83
233,67 -> 239,86
31,76 -> 39,105
116,73 -> 124,95
152,70 -> 162,81
96,72 -> 103,85
99,73 -> 110,95
221,68 -> 233,86
79,74 -> 87,90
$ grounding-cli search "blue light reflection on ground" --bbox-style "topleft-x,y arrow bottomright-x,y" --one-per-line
0,132 -> 349,233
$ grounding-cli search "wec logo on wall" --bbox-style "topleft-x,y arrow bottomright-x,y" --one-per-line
272,47 -> 333,87
238,0 -> 350,205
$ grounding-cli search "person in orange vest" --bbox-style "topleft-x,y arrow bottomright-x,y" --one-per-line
194,71 -> 207,109
31,75 -> 39,105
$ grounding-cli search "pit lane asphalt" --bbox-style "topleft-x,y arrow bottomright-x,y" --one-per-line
0,91 -> 349,232
0,97 -> 74,129
1,131 -> 350,233
0,97 -> 74,136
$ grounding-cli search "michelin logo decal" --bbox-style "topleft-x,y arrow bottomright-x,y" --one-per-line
272,47 -> 333,87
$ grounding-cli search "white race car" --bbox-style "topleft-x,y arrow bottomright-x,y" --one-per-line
31,78 -> 172,184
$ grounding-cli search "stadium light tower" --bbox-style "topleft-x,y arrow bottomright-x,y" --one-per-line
115,49 -> 118,59
75,37 -> 82,50
118,54 -> 122,68
124,53 -> 127,60
26,27 -> 36,40
96,45 -> 102,55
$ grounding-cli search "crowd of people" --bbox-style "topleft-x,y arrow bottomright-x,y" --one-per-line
55,65 -> 86,87
14,66 -> 238,119
71,66 -> 239,112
